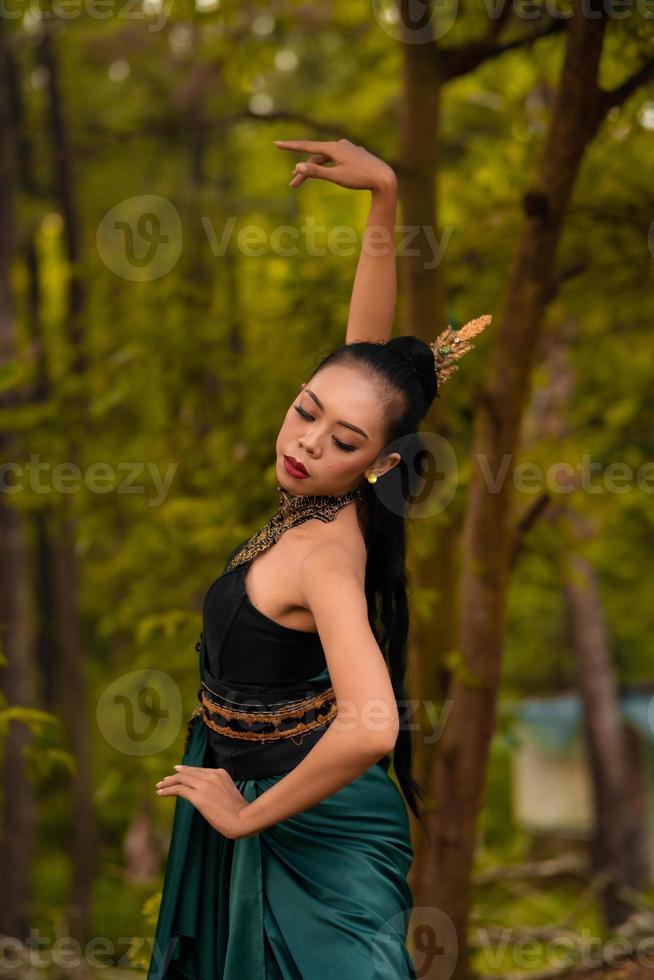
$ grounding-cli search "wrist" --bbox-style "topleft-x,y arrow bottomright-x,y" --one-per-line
370,169 -> 397,198
235,802 -> 260,839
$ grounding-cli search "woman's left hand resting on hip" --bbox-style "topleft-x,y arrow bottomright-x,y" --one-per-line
155,765 -> 250,840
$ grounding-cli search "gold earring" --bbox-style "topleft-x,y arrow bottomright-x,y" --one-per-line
366,472 -> 377,484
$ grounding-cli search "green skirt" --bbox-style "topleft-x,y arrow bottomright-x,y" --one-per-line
147,714 -> 417,979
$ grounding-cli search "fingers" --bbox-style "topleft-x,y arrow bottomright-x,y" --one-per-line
274,139 -> 335,155
155,779 -> 197,802
159,765 -> 231,786
274,140 -> 341,187
173,764 -> 231,779
296,161 -> 333,180
291,153 -> 329,188
292,158 -> 339,186
157,773 -> 200,792
156,783 -> 185,798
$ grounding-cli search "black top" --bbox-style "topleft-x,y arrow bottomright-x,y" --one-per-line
189,490 -> 391,780
202,552 -> 327,688
194,539 -> 350,779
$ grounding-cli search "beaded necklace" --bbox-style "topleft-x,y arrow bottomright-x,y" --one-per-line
223,481 -> 363,573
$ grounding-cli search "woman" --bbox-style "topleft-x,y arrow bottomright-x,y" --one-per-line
147,138 -> 490,980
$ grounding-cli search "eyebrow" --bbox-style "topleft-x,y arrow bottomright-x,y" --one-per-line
303,388 -> 370,439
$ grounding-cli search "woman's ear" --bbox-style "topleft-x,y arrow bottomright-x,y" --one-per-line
379,452 -> 402,477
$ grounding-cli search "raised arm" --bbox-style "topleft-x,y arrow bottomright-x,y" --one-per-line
345,178 -> 397,345
272,138 -> 398,345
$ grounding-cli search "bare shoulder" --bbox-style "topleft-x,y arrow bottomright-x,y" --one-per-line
295,503 -> 366,583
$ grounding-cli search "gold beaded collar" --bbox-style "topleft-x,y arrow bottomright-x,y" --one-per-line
223,482 -> 363,573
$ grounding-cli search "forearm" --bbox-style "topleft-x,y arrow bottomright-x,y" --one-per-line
236,720 -> 394,837
345,177 -> 398,346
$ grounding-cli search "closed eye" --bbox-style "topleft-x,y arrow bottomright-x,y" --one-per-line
294,405 -> 357,452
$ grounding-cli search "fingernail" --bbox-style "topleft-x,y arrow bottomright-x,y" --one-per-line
174,764 -> 182,769
297,163 -> 307,173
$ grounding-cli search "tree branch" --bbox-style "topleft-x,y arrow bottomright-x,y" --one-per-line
441,18 -> 566,81
600,56 -> 654,115
509,493 -> 551,569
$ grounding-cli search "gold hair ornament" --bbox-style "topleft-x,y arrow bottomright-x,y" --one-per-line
430,314 -> 493,388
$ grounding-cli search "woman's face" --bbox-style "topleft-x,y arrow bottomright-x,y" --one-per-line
275,363 -> 400,495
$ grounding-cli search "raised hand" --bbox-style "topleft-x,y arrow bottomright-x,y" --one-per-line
273,138 -> 396,192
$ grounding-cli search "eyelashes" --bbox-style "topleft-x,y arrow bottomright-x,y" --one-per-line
293,405 -> 356,452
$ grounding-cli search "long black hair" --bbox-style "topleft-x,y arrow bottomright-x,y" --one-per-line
305,336 -> 439,834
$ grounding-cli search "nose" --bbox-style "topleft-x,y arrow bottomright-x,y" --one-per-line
299,437 -> 319,457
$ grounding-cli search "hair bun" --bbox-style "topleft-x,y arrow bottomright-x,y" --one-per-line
386,336 -> 438,415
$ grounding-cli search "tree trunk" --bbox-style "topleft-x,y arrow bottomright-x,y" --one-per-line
394,5 -> 568,903
397,19 -> 464,898
530,321 -> 649,926
0,24 -> 38,943
563,519 -> 650,924
417,6 -> 611,977
124,799 -> 161,885
37,21 -> 95,939
7,25 -> 60,718
0,509 -> 37,944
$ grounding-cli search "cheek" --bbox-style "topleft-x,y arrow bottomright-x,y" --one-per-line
276,410 -> 297,445
328,452 -> 365,478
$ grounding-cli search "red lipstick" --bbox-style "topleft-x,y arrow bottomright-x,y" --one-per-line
283,455 -> 309,479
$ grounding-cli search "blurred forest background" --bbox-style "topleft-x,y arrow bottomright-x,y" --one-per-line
0,1 -> 653,977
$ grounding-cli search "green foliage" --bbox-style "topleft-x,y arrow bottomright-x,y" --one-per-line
2,0 -> 652,961
0,705 -> 59,732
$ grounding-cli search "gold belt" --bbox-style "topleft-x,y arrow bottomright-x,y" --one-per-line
184,682 -> 337,749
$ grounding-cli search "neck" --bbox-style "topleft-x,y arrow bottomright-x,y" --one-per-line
276,482 -> 362,515
223,480 -> 364,573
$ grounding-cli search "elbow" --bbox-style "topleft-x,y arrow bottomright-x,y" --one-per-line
359,719 -> 399,760
377,726 -> 399,758
333,699 -> 399,760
